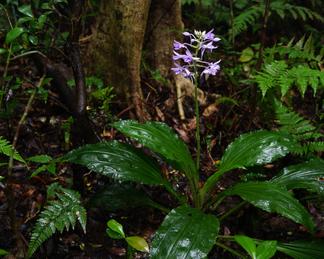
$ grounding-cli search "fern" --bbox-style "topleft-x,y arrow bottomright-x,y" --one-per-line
231,5 -> 263,38
0,136 -> 25,163
27,186 -> 86,258
255,61 -> 324,97
274,101 -> 324,156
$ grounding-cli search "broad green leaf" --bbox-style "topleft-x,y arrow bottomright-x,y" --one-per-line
5,27 -> 24,44
0,248 -> 9,256
0,48 -> 7,55
239,47 -> 254,62
256,241 -> 277,259
27,155 -> 52,163
112,120 -> 197,182
272,159 -> 324,194
234,235 -> 256,258
18,5 -> 34,17
151,205 -> 219,259
106,219 -> 125,239
219,131 -> 298,173
64,141 -> 168,186
126,236 -> 149,252
277,240 -> 324,259
31,163 -> 56,177
202,131 -> 298,197
89,183 -> 168,212
223,182 -> 314,232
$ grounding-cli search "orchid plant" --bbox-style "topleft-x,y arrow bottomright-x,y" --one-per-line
27,30 -> 324,258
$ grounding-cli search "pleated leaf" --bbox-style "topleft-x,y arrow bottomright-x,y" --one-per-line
89,183 -> 167,212
277,240 -> 324,259
272,159 -> 324,194
112,120 -> 197,182
64,141 -> 167,186
218,130 -> 298,173
151,205 -> 219,259
202,131 -> 298,197
223,182 -> 314,232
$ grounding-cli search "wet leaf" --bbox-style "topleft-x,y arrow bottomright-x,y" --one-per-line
106,219 -> 125,239
151,205 -> 219,259
112,120 -> 197,183
89,183 -> 167,212
64,141 -> 168,186
126,236 -> 149,252
256,241 -> 277,259
202,131 -> 298,196
5,27 -> 24,44
224,182 -> 315,232
18,4 -> 34,17
234,235 -> 256,258
277,240 -> 324,259
272,158 -> 324,194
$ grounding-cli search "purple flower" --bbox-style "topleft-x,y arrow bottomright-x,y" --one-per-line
173,49 -> 194,63
200,41 -> 218,57
202,60 -> 221,76
173,40 -> 186,50
203,29 -> 221,42
171,63 -> 193,79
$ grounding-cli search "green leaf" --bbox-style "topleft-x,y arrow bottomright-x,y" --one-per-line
5,27 -> 24,44
223,182 -> 315,232
64,141 -> 167,186
256,241 -> 277,259
151,205 -> 219,259
27,155 -> 52,163
202,131 -> 298,197
0,136 -> 25,163
18,5 -> 34,17
0,48 -> 7,55
112,120 -> 197,182
234,235 -> 256,258
272,159 -> 324,194
126,236 -> 149,252
89,183 -> 168,212
106,219 -> 125,239
277,240 -> 324,259
0,248 -> 9,255
239,47 -> 254,62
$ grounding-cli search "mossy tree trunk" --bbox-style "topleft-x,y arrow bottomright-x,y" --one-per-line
86,0 -> 151,120
85,0 -> 183,120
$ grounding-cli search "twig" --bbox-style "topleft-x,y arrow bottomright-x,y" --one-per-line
5,75 -> 45,253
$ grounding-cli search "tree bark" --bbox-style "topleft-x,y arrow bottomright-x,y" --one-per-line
86,0 -> 151,120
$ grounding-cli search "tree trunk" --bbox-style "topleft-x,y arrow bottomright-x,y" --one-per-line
86,0 -> 151,120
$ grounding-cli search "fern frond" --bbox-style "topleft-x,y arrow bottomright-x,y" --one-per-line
0,136 -> 25,163
255,62 -> 324,96
255,61 -> 288,96
271,1 -> 324,23
231,5 -> 263,38
274,101 -> 324,156
27,187 -> 86,258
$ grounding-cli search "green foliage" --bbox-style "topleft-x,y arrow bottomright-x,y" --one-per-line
277,240 -> 324,259
255,61 -> 324,97
89,183 -> 168,212
27,186 -> 86,258
223,182 -> 315,232
274,101 -> 324,155
0,136 -> 25,163
151,205 -> 219,259
106,219 -> 149,253
231,5 -> 263,38
272,159 -> 324,195
234,235 -> 277,259
202,130 -> 299,197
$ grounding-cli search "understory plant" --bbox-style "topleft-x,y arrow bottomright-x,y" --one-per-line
26,30 -> 324,258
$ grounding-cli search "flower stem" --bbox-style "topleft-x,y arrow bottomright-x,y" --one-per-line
215,241 -> 247,258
